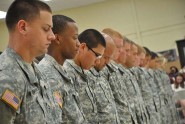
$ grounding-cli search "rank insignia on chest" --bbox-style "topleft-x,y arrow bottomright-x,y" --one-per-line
54,91 -> 63,109
1,89 -> 21,111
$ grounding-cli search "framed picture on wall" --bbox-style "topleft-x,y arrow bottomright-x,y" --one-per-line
157,49 -> 177,62
176,39 -> 185,68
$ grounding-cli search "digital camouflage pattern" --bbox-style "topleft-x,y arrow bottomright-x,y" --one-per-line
160,69 -> 179,123
155,69 -> 179,124
38,54 -> 86,124
87,67 -> 120,124
148,69 -> 168,124
116,64 -> 149,124
63,60 -> 97,124
129,67 -> 161,124
101,61 -> 136,124
0,48 -> 52,124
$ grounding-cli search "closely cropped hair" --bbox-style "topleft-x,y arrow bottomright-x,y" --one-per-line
6,0 -> 52,31
137,44 -> 146,55
143,47 -> 151,57
52,15 -> 75,34
102,28 -> 123,39
129,40 -> 137,48
123,36 -> 129,43
150,51 -> 158,60
156,56 -> 167,65
78,29 -> 106,48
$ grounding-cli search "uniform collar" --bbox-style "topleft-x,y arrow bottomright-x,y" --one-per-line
6,47 -> 40,85
89,67 -> 100,77
42,54 -> 70,81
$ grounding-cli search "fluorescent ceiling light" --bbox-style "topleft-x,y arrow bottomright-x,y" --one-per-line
0,11 -> 6,19
42,0 -> 52,1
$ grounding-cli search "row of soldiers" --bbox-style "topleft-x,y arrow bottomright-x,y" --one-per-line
36,16 -> 179,123
0,0 -> 179,123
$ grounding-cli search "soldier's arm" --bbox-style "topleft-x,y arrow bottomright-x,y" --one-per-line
0,78 -> 22,124
0,100 -> 16,123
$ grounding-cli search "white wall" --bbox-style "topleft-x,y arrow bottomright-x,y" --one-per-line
0,0 -> 185,53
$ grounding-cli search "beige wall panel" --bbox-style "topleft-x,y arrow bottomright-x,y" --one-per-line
135,0 -> 185,31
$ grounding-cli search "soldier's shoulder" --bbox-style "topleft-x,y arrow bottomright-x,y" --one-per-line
0,71 -> 25,96
0,72 -> 24,112
37,62 -> 55,76
0,53 -> 17,70
0,71 -> 14,83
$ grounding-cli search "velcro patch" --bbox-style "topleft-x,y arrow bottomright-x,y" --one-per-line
54,91 -> 63,109
1,89 -> 21,111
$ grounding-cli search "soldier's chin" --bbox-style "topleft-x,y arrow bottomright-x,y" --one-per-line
38,49 -> 47,57
86,65 -> 94,70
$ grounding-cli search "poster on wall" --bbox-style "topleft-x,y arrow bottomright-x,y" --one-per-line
157,49 -> 178,62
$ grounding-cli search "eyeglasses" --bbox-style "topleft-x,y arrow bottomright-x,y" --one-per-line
87,46 -> 102,59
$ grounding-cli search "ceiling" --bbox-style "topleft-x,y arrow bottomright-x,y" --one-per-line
0,0 -> 108,12
0,0 -> 108,21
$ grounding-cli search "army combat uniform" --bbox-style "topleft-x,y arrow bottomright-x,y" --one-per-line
0,48 -> 57,124
147,69 -> 169,124
38,54 -> 86,124
86,67 -> 120,124
129,67 -> 161,124
115,63 -> 149,124
64,60 -> 97,123
155,69 -> 179,124
102,61 -> 137,124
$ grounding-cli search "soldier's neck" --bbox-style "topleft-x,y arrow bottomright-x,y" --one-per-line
48,51 -> 65,65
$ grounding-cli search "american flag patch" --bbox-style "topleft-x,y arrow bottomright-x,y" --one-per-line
54,91 -> 63,109
1,89 -> 21,111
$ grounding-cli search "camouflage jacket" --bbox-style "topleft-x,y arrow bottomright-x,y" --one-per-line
63,60 -> 97,124
129,67 -> 161,124
148,69 -> 170,124
101,61 -> 136,124
38,54 -> 86,124
115,64 -> 149,124
154,69 -> 178,124
87,67 -> 120,124
0,48 -> 51,124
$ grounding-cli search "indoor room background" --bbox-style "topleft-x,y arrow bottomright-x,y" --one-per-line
0,0 -> 185,71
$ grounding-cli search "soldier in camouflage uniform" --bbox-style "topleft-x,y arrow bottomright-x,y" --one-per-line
129,45 -> 161,124
119,40 -> 150,124
102,28 -> 138,124
158,70 -> 179,124
64,29 -> 106,123
38,15 -> 87,123
148,52 -> 171,124
140,47 -> 163,123
86,33 -> 120,124
141,48 -> 161,113
155,56 -> 179,124
0,0 -> 60,123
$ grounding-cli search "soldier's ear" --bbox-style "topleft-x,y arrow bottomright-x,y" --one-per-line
54,34 -> 62,45
17,20 -> 27,34
79,43 -> 87,51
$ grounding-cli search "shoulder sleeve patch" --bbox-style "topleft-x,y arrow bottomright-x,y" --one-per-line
1,89 -> 21,111
54,91 -> 63,109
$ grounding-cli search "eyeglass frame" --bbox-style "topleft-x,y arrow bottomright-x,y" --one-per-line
86,45 -> 102,59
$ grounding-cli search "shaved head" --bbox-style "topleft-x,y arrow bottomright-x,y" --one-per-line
94,33 -> 116,71
102,33 -> 116,55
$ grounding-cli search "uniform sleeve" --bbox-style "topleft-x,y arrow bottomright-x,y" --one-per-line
0,77 -> 22,124
0,100 -> 16,123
